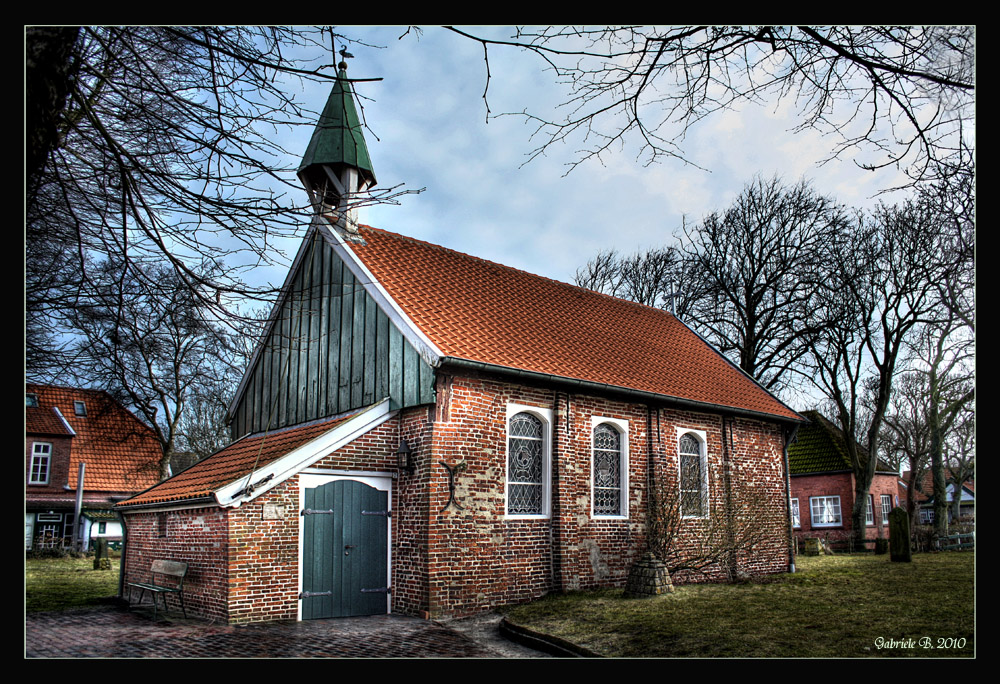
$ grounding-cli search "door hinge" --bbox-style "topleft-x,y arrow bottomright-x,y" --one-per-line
299,590 -> 333,599
361,509 -> 390,517
301,509 -> 335,516
361,587 -> 391,594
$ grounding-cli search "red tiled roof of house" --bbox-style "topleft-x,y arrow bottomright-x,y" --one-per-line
902,470 -> 975,503
26,384 -> 162,493
118,412 -> 355,508
346,226 -> 801,422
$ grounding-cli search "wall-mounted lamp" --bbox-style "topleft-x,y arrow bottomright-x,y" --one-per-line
396,439 -> 414,474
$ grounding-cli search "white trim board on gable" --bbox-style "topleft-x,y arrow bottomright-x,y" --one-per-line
215,399 -> 396,508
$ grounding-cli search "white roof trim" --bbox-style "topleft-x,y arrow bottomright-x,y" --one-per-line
52,406 -> 77,436
318,223 -> 443,368
214,399 -> 396,508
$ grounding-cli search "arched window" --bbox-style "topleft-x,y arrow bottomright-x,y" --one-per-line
679,432 -> 706,517
508,411 -> 546,515
593,422 -> 624,516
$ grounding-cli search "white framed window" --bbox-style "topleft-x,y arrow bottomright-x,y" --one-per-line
791,498 -> 800,528
74,400 -> 87,416
29,442 -> 52,485
591,417 -> 628,518
809,495 -> 842,527
865,494 -> 875,525
677,429 -> 708,518
881,494 -> 892,525
920,508 -> 934,524
506,404 -> 553,517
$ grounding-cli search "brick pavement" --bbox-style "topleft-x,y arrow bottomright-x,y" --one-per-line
25,605 -> 503,658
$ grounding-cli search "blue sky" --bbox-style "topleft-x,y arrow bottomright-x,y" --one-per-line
264,25 -> 914,290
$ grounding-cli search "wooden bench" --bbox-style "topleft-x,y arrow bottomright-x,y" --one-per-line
127,560 -> 188,619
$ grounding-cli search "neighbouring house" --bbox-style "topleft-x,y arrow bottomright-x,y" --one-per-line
26,384 -> 163,550
788,410 -> 900,546
116,62 -> 805,624
900,469 -> 975,524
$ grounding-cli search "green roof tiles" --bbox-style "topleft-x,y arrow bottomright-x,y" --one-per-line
788,410 -> 857,474
299,65 -> 376,186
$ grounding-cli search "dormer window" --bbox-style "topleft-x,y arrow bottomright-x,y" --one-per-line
74,401 -> 87,416
26,393 -> 39,407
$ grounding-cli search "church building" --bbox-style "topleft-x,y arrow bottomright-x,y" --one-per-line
117,61 -> 804,624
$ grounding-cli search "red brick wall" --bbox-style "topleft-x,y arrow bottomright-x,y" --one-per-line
121,507 -> 230,621
226,479 -> 301,623
26,436 -> 73,496
420,373 -> 791,617
121,372 -> 793,623
791,472 -> 900,542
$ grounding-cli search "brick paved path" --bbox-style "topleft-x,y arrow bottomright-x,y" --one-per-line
26,606 -> 500,658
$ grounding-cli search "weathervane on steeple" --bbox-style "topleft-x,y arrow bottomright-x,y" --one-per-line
297,41 -> 376,242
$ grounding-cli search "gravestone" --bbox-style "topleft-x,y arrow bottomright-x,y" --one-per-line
889,507 -> 912,562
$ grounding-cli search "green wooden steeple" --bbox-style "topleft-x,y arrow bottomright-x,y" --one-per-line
298,60 -> 377,236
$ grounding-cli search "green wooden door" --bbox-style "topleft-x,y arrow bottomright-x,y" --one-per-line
302,479 -> 389,619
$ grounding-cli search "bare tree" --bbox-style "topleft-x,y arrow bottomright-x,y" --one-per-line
945,408 -> 975,523
67,259 -> 239,480
881,372 -> 933,530
802,198 -> 949,546
574,246 -> 683,312
447,26 -> 974,184
575,176 -> 846,396
646,465 -> 779,581
679,176 -> 848,395
25,26 -> 418,380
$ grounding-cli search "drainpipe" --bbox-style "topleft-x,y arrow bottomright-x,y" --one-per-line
117,511 -> 128,599
73,463 -> 85,552
721,415 -> 736,579
549,391 -> 562,593
782,423 -> 800,573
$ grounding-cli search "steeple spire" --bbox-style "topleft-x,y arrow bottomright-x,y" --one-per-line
298,59 -> 377,237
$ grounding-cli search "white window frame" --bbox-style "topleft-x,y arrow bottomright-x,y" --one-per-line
865,494 -> 875,525
677,428 -> 709,519
29,442 -> 52,485
505,404 -> 553,519
591,416 -> 629,519
791,498 -> 801,528
74,400 -> 87,416
809,495 -> 842,527
881,494 -> 892,526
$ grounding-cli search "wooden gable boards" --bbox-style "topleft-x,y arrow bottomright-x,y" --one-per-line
229,222 -> 435,440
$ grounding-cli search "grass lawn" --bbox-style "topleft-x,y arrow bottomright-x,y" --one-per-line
25,555 -> 122,613
504,552 -> 974,658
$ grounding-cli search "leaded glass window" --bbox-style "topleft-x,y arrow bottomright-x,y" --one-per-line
679,433 -> 705,517
508,412 -> 544,515
593,423 -> 622,516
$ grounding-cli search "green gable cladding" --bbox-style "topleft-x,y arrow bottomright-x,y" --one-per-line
229,229 -> 434,440
298,66 -> 376,188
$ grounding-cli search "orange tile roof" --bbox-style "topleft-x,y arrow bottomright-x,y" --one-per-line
902,470 -> 975,503
118,412 -> 355,508
345,226 -> 801,422
26,384 -> 162,493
